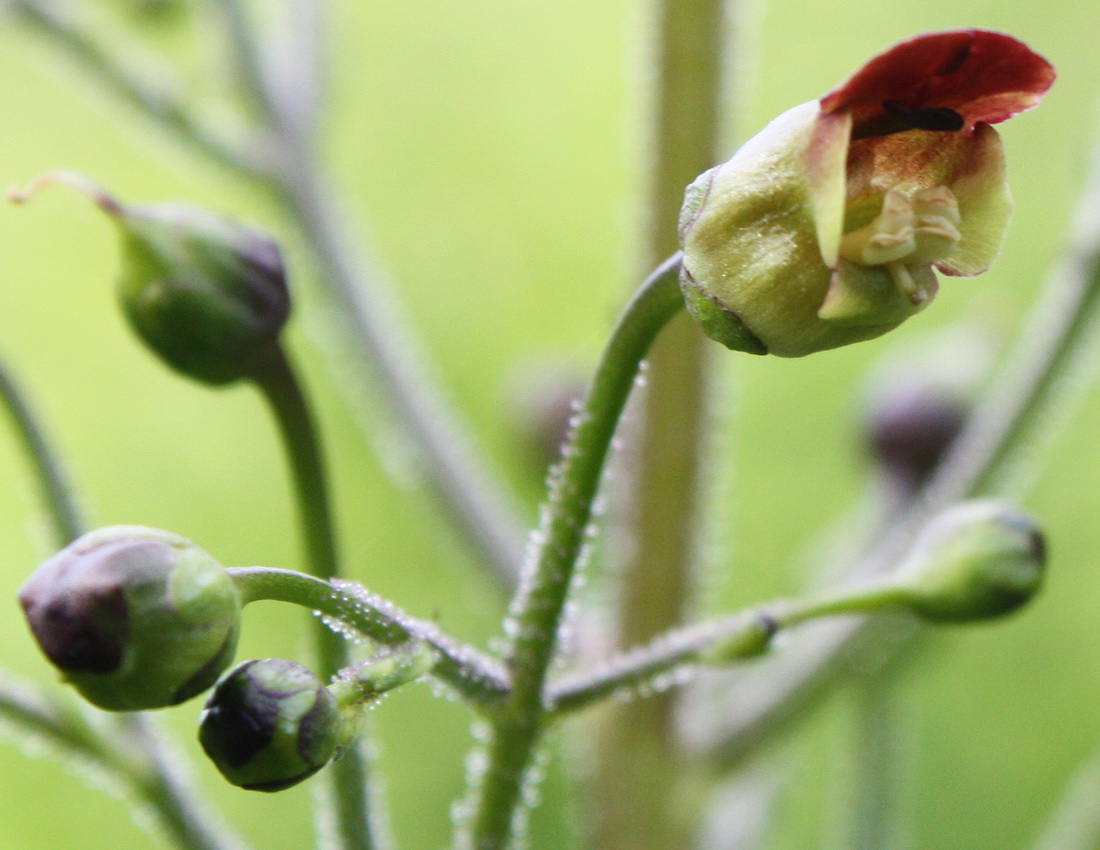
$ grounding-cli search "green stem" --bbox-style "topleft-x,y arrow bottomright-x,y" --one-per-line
0,353 -> 83,548
462,254 -> 685,850
545,580 -> 908,717
706,131 -> 1100,772
595,0 -> 730,845
847,668 -> 910,850
249,345 -> 375,850
228,567 -> 509,707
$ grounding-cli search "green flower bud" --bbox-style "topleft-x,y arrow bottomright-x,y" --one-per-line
10,172 -> 290,385
679,31 -> 1053,356
199,659 -> 349,792
895,500 -> 1046,623
18,526 -> 241,711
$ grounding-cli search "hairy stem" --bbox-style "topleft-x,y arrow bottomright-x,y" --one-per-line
546,577 -> 909,716
462,255 -> 685,850
229,566 -> 509,707
0,676 -> 249,850
250,345 -> 376,850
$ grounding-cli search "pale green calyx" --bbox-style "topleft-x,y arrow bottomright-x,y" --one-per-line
893,500 -> 1046,623
679,94 -> 1012,357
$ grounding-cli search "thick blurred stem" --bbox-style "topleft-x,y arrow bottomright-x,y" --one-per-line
846,666 -> 911,850
1032,745 -> 1100,850
591,2 -> 728,848
251,345 -> 377,850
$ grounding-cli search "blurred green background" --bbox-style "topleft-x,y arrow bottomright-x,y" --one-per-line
0,0 -> 1097,848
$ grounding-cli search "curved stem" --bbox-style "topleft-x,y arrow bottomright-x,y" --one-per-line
0,353 -> 83,548
228,566 -> 509,707
462,253 -> 685,850
249,345 -> 375,850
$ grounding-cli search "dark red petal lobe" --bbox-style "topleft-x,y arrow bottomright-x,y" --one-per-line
821,30 -> 1055,140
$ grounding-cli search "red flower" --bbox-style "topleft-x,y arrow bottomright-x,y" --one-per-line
679,30 -> 1055,357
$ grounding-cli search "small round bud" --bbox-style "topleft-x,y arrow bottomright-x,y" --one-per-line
18,526 -> 241,711
896,500 -> 1046,623
199,659 -> 347,792
865,383 -> 967,486
116,203 -> 290,384
10,172 -> 290,385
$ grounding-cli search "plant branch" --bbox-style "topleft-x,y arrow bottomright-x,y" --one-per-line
8,0 -> 276,182
211,0 -> 283,129
546,576 -> 909,716
461,253 -> 685,850
229,566 -> 510,708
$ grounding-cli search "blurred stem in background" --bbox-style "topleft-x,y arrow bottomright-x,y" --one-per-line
845,664 -> 912,850
1032,745 -> 1100,850
8,0 -> 527,590
0,353 -> 83,548
589,0 -> 731,848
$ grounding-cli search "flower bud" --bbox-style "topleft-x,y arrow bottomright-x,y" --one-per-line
199,659 -> 348,792
679,31 -> 1053,356
18,526 -> 241,711
10,172 -> 290,385
865,383 -> 966,484
895,500 -> 1046,623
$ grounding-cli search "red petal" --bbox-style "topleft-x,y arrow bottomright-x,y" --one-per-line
820,30 -> 1054,140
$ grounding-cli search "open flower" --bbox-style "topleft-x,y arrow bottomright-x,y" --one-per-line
679,30 -> 1054,357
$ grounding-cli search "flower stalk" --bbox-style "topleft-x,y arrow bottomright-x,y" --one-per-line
247,345 -> 376,850
463,254 -> 685,850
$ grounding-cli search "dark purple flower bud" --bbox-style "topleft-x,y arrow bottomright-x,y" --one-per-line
199,659 -> 349,792
19,526 -> 240,711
